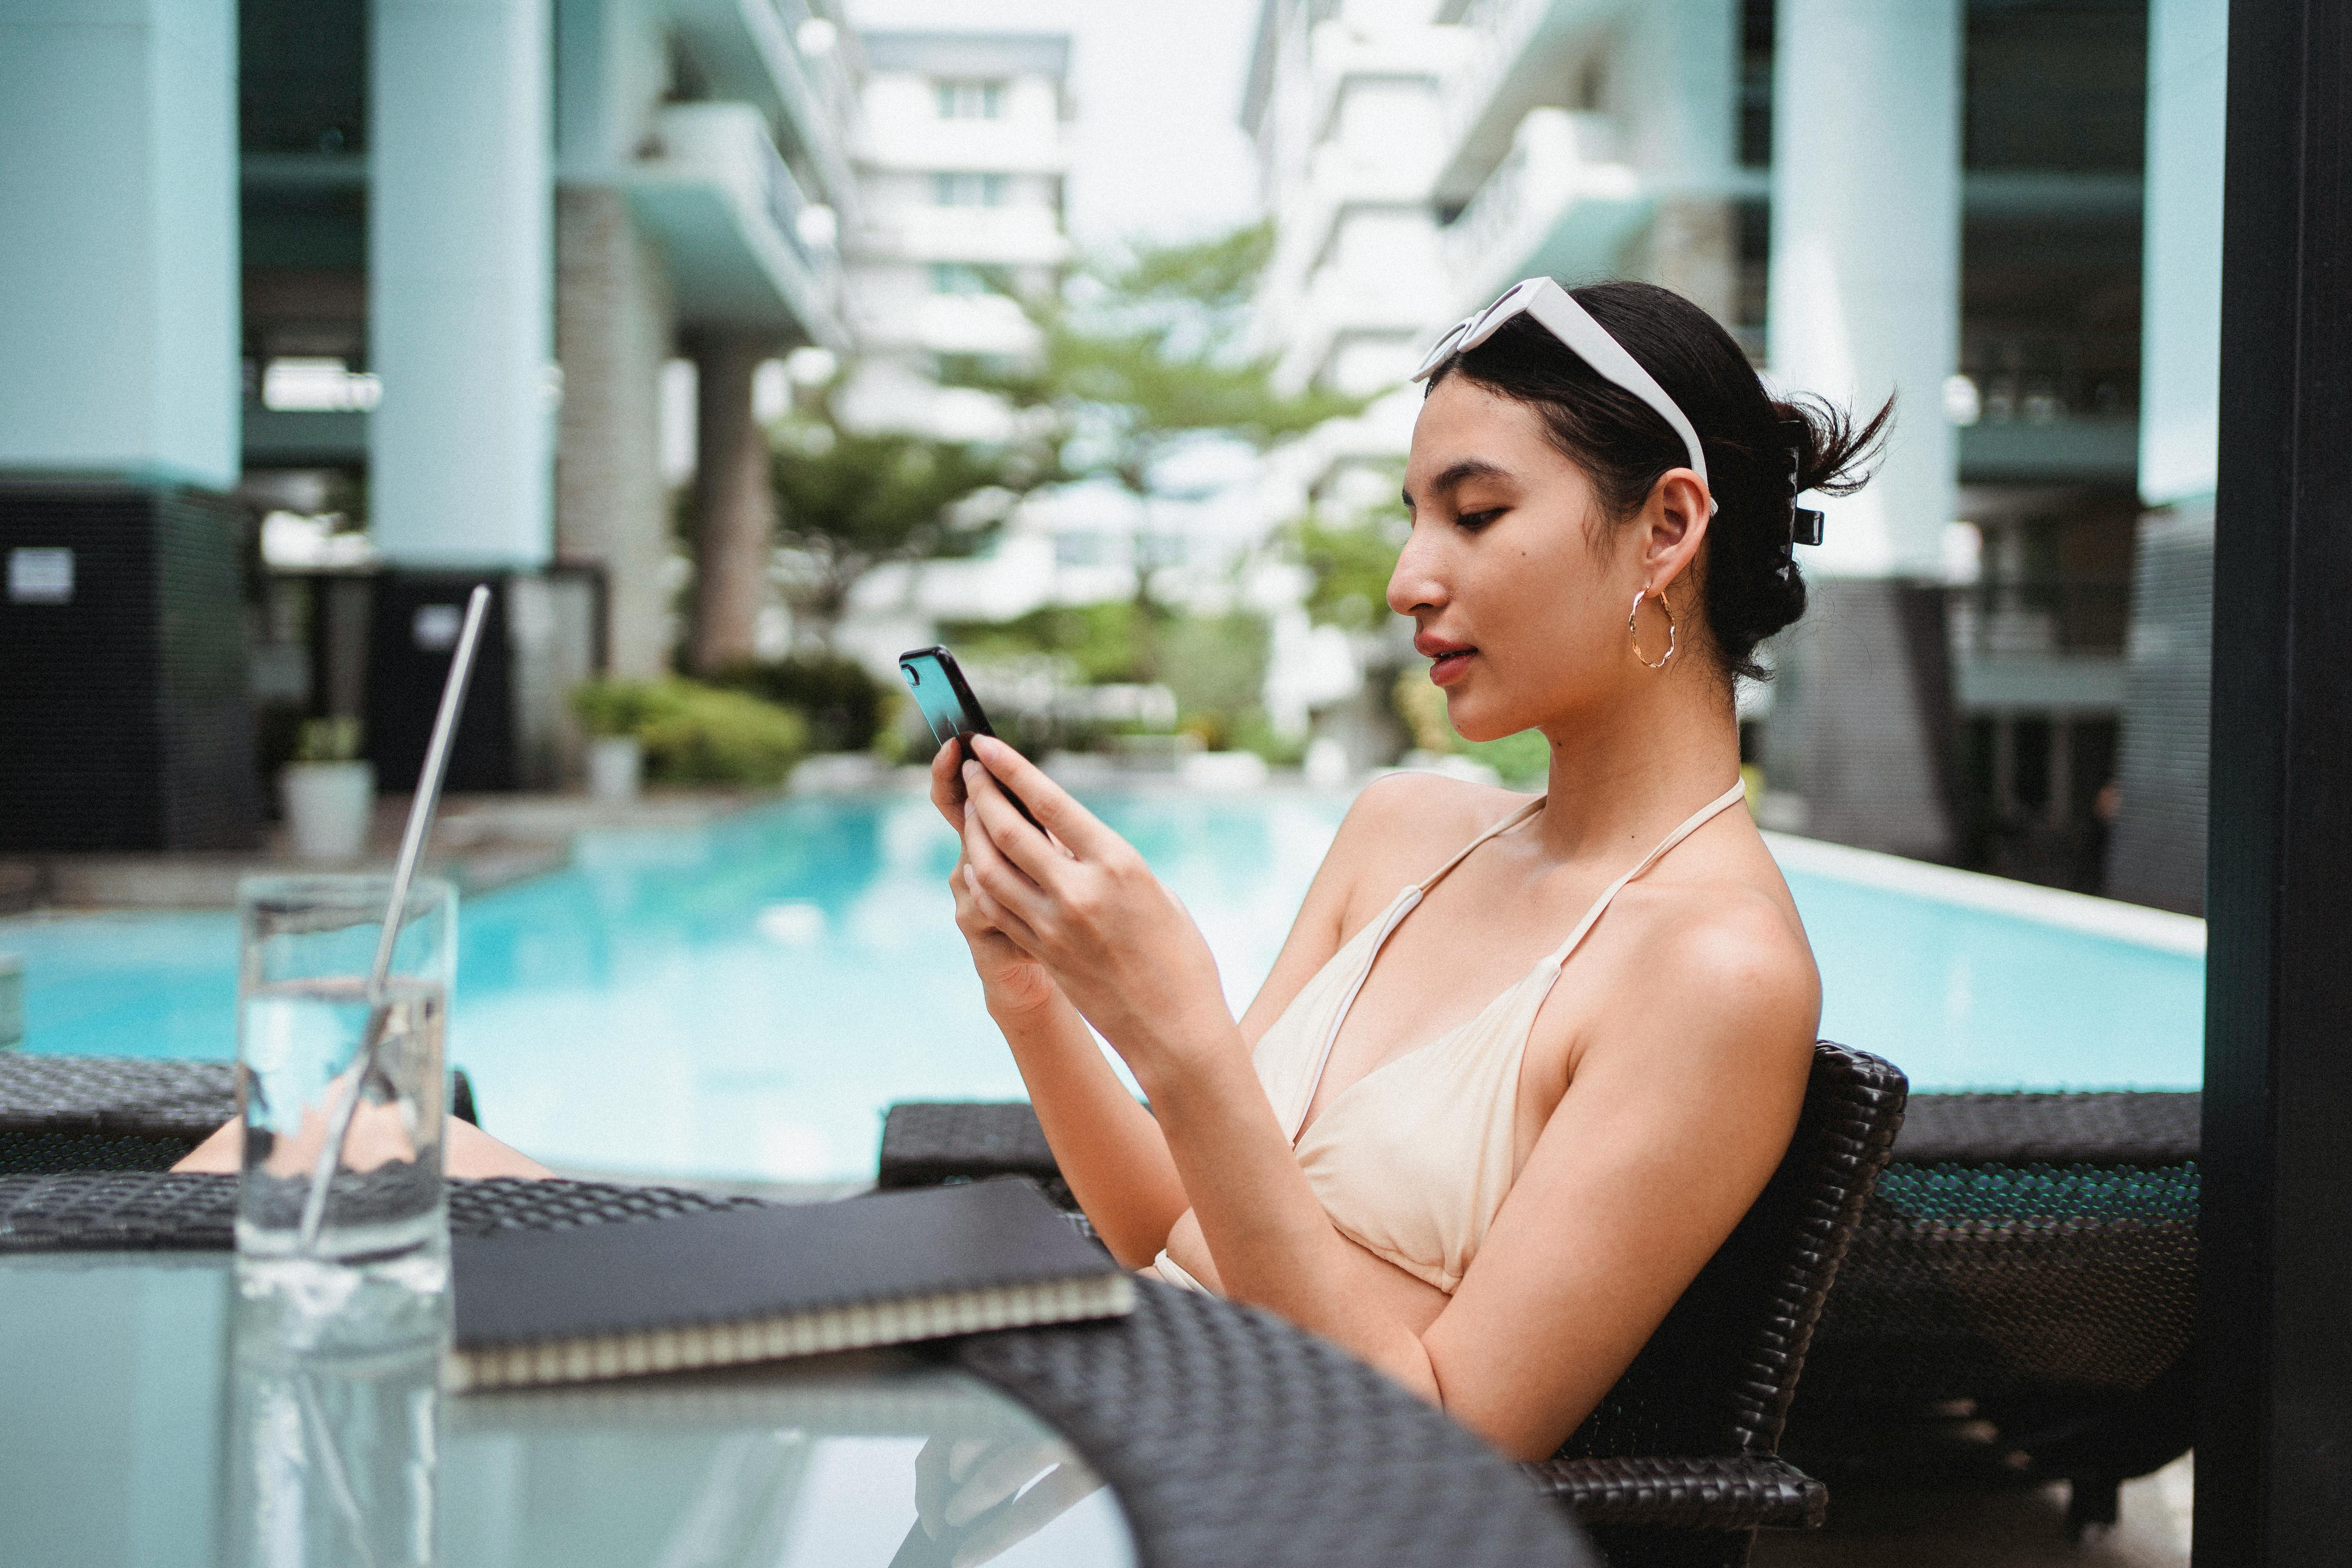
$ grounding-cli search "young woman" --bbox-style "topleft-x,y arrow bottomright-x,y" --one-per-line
931,278 -> 1885,1462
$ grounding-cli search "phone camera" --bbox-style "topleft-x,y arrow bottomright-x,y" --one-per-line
902,666 -> 920,686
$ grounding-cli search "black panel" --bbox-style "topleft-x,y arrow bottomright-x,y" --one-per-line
0,486 -> 259,852
364,574 -> 517,795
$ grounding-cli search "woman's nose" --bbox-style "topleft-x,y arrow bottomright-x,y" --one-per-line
1388,529 -> 1447,617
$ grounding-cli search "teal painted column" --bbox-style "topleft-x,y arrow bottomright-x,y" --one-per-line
0,0 -> 238,488
2140,0 -> 2226,507
1767,0 -> 1962,579
370,0 -> 553,567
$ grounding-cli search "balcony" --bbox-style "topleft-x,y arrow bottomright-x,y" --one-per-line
1305,17 -> 1459,148
863,204 -> 1072,268
1951,329 -> 2140,484
1438,109 -> 1646,314
1279,261 -> 1437,394
669,0 -> 858,208
1430,0 -> 1613,204
1949,577 -> 2132,714
626,104 -> 846,345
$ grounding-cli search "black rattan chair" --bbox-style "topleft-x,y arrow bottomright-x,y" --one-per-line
1785,1091 -> 2199,1536
0,1053 -> 478,1174
879,1040 -> 1910,1568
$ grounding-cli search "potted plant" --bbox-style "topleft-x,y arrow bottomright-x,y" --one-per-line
571,679 -> 662,803
280,716 -> 373,862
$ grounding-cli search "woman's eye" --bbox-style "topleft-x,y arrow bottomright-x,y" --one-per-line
1456,509 -> 1504,532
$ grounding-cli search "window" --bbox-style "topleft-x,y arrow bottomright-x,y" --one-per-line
929,264 -> 992,296
935,80 -> 1006,120
931,171 -> 1009,207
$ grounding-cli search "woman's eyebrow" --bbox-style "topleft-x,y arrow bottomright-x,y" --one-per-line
1405,457 -> 1513,511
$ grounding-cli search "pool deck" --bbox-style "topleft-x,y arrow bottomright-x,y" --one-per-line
0,787 -> 777,913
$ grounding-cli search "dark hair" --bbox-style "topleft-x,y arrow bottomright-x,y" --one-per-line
1424,279 -> 1890,682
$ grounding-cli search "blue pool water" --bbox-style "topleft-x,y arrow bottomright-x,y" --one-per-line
1,789 -> 2204,1182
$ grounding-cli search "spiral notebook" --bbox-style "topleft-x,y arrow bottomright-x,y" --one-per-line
448,1178 -> 1131,1392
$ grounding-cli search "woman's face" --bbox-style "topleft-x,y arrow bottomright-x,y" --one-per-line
1392,375 -> 1652,742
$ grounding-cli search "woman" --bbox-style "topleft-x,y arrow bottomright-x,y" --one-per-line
930,278 -> 1885,1461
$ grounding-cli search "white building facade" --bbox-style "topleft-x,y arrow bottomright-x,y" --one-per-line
1241,0 -> 2224,890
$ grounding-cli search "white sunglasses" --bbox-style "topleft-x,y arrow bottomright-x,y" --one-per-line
1413,277 -> 1713,508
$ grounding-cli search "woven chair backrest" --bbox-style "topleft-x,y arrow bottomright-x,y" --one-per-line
1555,1039 -> 1907,1461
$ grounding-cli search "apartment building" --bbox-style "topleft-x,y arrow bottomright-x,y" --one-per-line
1242,0 -> 2223,900
0,0 -> 859,848
840,30 -> 1073,443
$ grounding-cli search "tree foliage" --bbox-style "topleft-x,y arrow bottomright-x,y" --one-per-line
764,386 -> 1051,646
949,223 -> 1369,500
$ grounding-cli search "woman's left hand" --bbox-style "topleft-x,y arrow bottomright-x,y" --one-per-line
954,735 -> 1227,1085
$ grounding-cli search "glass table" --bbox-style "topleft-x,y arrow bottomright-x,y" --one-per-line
0,1252 -> 1137,1568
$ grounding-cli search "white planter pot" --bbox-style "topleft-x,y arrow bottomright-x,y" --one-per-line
280,760 -> 375,862
587,735 -> 643,804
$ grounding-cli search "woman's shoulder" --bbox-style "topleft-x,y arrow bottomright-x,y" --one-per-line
1336,770 -> 1538,866
1310,771 -> 1539,927
1607,859 -> 1820,1067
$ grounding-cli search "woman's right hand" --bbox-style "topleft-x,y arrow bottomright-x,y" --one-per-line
933,740 -> 1061,1019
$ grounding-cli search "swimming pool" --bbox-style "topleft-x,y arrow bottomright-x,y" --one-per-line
0,787 -> 2204,1183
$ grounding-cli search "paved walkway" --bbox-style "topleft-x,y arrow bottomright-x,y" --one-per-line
1757,1457 -> 2193,1566
0,788 -> 769,912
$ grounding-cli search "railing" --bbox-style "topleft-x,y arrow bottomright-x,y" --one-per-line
1948,577 -> 2133,659
1958,331 -> 2140,423
1438,108 -> 1632,299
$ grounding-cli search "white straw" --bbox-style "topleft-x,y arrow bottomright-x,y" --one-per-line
296,584 -> 492,1254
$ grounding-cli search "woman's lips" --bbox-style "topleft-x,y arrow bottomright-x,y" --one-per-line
1429,650 -> 1475,686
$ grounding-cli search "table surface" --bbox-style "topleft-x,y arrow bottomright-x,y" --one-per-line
1,1252 -> 1138,1568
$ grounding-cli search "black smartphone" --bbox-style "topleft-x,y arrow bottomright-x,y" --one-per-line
898,646 -> 1041,829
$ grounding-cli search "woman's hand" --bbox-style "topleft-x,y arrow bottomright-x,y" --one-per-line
932,739 -> 1061,1019
954,735 -> 1228,1086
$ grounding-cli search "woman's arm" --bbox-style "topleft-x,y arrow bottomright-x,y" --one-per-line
929,742 -> 1185,1266
956,737 -> 1815,1457
952,739 -> 1455,1379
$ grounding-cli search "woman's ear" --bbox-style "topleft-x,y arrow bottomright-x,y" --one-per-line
1641,470 -> 1713,590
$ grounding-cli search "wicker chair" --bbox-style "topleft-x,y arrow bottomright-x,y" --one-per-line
0,1053 -> 479,1174
1786,1091 -> 2200,1536
880,1040 -> 1910,1568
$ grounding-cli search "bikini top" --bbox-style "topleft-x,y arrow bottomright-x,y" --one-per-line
1246,779 -> 1750,1294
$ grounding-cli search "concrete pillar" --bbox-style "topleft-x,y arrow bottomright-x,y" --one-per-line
1759,0 -> 1962,860
1767,0 -> 1960,579
369,0 -> 552,568
555,189 -> 676,678
688,336 -> 777,675
2110,0 -> 2226,911
1620,0 -> 1740,327
2139,0 -> 2225,507
0,0 -> 238,487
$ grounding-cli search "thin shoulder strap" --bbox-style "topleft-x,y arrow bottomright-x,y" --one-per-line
1542,779 -> 1750,970
1417,795 -> 1546,893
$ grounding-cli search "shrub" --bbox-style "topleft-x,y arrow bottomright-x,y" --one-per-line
570,679 -> 671,739
568,678 -> 807,786
291,716 -> 362,764
638,684 -> 807,786
710,653 -> 890,754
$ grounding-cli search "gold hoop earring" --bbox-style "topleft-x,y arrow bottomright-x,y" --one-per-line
1629,587 -> 1677,670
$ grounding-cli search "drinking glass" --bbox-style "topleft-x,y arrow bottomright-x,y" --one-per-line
236,875 -> 455,1342
223,1279 -> 446,1568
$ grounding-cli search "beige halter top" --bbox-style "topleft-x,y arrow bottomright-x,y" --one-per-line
1150,778 -> 1749,1297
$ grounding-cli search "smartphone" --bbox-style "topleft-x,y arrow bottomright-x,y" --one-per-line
898,646 -> 1041,828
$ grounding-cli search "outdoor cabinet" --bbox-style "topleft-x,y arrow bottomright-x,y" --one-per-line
0,484 -> 260,853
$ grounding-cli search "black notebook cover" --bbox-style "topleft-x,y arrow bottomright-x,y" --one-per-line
449,1178 -> 1131,1390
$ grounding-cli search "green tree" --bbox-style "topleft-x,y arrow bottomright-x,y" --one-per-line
765,383 -> 1052,650
949,223 -> 1370,663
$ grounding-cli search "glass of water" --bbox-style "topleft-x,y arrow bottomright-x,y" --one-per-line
237,875 -> 455,1341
